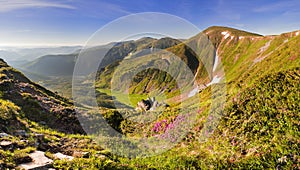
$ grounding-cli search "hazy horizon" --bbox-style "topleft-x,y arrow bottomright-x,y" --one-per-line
1,0 -> 300,47
0,26 -> 299,48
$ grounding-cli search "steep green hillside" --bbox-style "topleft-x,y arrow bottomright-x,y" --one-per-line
192,68 -> 300,169
0,59 -> 105,169
89,27 -> 299,169
0,59 -> 83,134
203,26 -> 300,97
106,68 -> 299,169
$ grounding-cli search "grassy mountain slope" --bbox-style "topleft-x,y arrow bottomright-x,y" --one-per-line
95,37 -> 209,99
0,59 -> 83,134
203,26 -> 300,97
0,59 -> 106,169
91,27 -> 300,169
111,68 -> 299,169
0,26 -> 299,169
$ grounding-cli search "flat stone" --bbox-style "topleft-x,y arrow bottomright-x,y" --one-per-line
17,151 -> 53,170
53,152 -> 74,161
81,152 -> 90,158
20,140 -> 29,144
0,141 -> 12,147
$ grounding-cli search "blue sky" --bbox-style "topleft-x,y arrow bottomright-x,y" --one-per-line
0,0 -> 300,46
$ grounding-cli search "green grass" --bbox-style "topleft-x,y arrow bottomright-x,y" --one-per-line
97,88 -> 149,107
50,68 -> 300,169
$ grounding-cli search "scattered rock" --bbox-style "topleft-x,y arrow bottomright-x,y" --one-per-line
278,156 -> 287,164
39,121 -> 46,125
0,141 -> 13,149
35,133 -> 45,141
0,132 -> 9,138
15,130 -> 28,137
0,140 -> 12,146
53,152 -> 74,161
276,164 -> 283,170
20,140 -> 29,143
73,151 -> 90,158
97,154 -> 107,160
136,97 -> 168,111
137,99 -> 151,111
81,152 -> 90,158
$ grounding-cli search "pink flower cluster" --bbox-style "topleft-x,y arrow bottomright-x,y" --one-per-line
152,114 -> 190,142
152,119 -> 168,133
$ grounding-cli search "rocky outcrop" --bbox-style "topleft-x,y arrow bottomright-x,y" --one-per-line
136,97 -> 168,111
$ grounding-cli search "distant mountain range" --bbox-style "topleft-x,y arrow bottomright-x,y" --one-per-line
8,26 -> 299,99
18,37 -> 181,78
21,54 -> 77,77
0,46 -> 81,67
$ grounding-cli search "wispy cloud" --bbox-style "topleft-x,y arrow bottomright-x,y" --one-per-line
80,1 -> 131,19
253,0 -> 300,13
0,0 -> 76,12
99,1 -> 131,15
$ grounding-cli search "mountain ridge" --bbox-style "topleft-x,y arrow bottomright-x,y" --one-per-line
16,26 -> 300,99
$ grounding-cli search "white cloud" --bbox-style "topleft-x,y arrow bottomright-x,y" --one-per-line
0,0 -> 76,12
